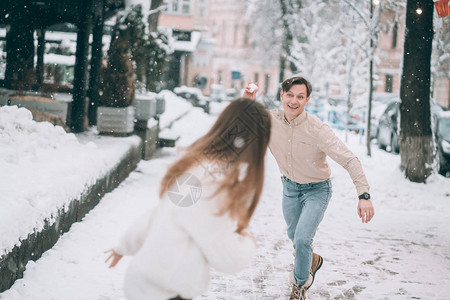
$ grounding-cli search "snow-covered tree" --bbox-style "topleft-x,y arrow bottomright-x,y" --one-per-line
145,31 -> 171,92
107,3 -> 171,93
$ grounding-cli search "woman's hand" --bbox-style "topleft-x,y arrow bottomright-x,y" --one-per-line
357,199 -> 374,223
242,82 -> 258,100
104,249 -> 123,268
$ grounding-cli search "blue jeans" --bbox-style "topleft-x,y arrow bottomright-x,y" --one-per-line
281,176 -> 332,286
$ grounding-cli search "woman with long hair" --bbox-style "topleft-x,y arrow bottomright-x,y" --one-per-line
105,98 -> 271,300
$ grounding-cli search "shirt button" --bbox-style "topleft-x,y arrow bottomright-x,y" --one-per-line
288,152 -> 290,155
288,140 -> 291,142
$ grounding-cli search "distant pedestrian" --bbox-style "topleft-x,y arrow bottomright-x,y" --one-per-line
244,77 -> 374,300
105,98 -> 271,300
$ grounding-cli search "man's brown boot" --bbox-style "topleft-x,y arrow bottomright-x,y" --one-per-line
289,273 -> 312,300
309,253 -> 323,289
289,284 -> 307,300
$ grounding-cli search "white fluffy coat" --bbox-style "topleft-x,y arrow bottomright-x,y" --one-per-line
114,165 -> 256,300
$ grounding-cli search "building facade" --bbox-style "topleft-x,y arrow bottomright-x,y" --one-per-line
375,9 -> 405,95
158,1 -> 449,107
375,5 -> 449,109
158,0 -> 280,97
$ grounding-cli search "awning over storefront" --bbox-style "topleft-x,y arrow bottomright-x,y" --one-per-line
172,30 -> 201,53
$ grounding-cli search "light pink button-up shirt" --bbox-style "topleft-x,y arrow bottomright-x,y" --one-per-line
269,109 -> 370,196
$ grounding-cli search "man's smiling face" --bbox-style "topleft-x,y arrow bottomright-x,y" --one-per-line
280,84 -> 310,122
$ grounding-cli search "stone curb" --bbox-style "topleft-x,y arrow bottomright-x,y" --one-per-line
0,138 -> 143,293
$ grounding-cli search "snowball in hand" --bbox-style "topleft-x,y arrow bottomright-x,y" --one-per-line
248,83 -> 258,93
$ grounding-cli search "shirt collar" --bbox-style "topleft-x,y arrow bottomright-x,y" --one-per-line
283,110 -> 307,126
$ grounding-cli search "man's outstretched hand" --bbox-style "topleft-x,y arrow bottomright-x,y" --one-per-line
357,199 -> 374,223
243,82 -> 258,100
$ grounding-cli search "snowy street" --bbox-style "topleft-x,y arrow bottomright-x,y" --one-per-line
1,102 -> 450,300
0,0 -> 449,298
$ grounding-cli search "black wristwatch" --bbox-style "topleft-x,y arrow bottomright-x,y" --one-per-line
358,192 -> 371,200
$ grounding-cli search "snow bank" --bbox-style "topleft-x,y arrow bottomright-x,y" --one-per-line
0,106 -> 138,255
158,90 -> 193,130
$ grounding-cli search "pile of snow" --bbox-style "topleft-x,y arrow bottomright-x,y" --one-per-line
0,106 -> 138,255
0,90 -> 200,256
158,90 -> 193,130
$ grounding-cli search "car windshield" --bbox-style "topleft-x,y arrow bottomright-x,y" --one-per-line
439,118 -> 450,133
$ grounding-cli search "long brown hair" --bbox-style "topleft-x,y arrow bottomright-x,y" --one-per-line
160,98 -> 271,232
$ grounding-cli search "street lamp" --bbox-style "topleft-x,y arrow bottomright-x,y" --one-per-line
434,0 -> 449,18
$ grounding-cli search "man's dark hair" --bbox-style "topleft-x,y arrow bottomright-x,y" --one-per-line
281,76 -> 312,97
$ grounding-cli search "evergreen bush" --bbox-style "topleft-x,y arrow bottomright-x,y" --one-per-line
99,4 -> 171,105
145,31 -> 170,92
99,36 -> 135,107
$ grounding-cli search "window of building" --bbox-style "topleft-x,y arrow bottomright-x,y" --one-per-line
392,21 -> 398,49
244,24 -> 249,46
181,0 -> 190,14
385,74 -> 393,93
163,0 -> 192,15
197,0 -> 208,18
172,0 -> 179,12
232,71 -> 241,80
198,7 -> 206,18
218,70 -> 223,84
222,20 -> 227,46
234,23 -> 239,45
264,74 -> 270,94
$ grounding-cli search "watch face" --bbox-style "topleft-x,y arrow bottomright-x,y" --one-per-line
360,193 -> 370,199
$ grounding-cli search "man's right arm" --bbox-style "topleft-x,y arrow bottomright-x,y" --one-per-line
242,82 -> 258,100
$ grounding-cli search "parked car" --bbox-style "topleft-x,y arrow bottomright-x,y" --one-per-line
377,100 -> 445,154
350,93 -> 400,140
173,86 -> 210,113
327,96 -> 347,108
435,111 -> 450,176
376,101 -> 400,153
209,84 -> 227,102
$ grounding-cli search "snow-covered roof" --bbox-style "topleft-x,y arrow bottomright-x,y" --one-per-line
33,53 -> 76,66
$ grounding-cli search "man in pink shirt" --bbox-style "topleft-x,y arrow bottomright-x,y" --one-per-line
244,76 -> 374,300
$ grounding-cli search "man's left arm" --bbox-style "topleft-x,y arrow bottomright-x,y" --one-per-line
317,124 -> 374,223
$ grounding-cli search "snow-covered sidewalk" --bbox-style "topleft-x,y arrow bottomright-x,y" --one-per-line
1,102 -> 449,300
0,105 -> 141,256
